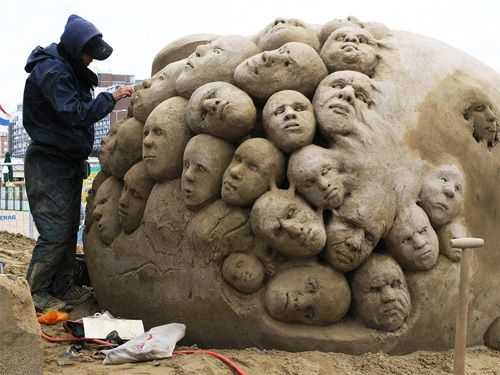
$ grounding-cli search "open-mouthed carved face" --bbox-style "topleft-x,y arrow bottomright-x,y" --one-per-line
263,90 -> 315,153
321,26 -> 378,76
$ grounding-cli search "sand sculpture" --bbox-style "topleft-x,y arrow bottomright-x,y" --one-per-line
84,16 -> 500,354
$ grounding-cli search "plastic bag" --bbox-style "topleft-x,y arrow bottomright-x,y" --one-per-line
102,323 -> 186,365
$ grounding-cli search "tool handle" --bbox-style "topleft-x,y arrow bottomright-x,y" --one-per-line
449,238 -> 484,249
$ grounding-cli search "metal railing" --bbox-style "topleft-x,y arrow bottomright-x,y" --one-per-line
1,162 -> 29,211
0,185 -> 29,211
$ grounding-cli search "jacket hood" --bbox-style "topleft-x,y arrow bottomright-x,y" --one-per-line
24,43 -> 62,73
60,14 -> 102,60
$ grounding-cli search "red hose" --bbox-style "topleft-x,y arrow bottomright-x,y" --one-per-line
40,326 -> 246,374
40,327 -> 113,346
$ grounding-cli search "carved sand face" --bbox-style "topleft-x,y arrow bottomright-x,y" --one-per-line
464,100 -> 499,146
263,90 -> 315,153
175,36 -> 259,98
222,138 -> 285,207
98,121 -> 121,175
325,216 -> 379,273
143,97 -> 191,182
186,82 -> 256,141
352,254 -> 411,332
132,60 -> 184,123
93,177 -> 123,246
321,27 -> 378,76
313,71 -> 374,141
222,252 -> 265,294
108,117 -> 143,178
288,145 -> 351,210
258,18 -> 320,51
234,42 -> 327,99
418,165 -> 465,227
181,134 -> 234,211
250,190 -> 326,258
264,265 -> 351,325
386,205 -> 439,271
118,162 -> 155,234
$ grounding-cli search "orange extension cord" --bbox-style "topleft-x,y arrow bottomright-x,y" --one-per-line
40,327 -> 247,375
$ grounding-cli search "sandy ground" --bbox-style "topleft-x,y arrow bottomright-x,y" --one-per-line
1,230 -> 499,375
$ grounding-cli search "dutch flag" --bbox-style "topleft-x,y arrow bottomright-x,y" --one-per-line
0,104 -> 11,126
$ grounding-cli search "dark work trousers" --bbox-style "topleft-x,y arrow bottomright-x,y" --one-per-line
24,143 -> 83,309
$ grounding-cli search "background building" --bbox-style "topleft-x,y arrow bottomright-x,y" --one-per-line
8,105 -> 29,158
0,132 -> 8,157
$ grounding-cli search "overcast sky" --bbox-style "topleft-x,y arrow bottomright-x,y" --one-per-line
1,0 -> 499,115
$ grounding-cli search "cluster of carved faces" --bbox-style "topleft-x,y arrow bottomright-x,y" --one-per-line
93,17 -> 484,334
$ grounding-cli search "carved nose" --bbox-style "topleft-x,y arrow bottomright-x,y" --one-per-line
283,111 -> 297,121
229,165 -> 242,180
336,86 -> 354,103
413,234 -> 426,249
184,167 -> 195,182
274,18 -> 286,26
261,52 -> 274,67
142,78 -> 152,89
380,285 -> 397,302
280,219 -> 303,237
345,234 -> 362,252
344,33 -> 359,43
203,98 -> 225,112
318,176 -> 331,191
443,186 -> 455,198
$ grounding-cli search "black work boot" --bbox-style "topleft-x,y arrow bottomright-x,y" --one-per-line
60,285 -> 93,305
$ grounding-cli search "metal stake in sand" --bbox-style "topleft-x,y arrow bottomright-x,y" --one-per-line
451,237 -> 484,375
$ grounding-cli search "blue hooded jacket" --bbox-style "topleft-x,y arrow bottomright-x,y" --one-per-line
23,15 -> 115,161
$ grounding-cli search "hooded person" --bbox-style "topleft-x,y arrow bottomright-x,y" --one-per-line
22,14 -> 133,311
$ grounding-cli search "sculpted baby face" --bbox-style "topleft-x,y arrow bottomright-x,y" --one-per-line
313,71 -> 374,141
263,90 -> 315,153
288,145 -> 351,210
181,134 -> 234,211
250,190 -> 326,258
234,42 -> 327,99
258,18 -> 320,51
175,35 -> 259,98
143,97 -> 191,182
222,138 -> 285,207
264,265 -> 351,325
418,165 -> 465,227
131,60 -> 184,123
386,205 -> 439,271
222,252 -> 265,294
108,117 -> 143,178
321,26 -> 378,76
186,82 -> 256,141
93,176 -> 123,246
464,100 -> 499,146
352,254 -> 411,332
118,162 -> 155,234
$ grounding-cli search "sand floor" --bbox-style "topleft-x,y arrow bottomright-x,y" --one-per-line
2,230 -> 499,375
